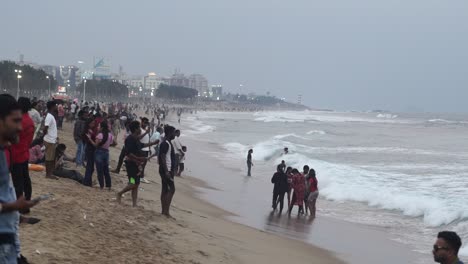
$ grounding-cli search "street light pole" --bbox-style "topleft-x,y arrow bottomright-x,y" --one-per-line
83,79 -> 87,102
14,69 -> 22,99
46,76 -> 51,98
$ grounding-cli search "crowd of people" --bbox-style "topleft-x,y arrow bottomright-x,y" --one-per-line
0,94 -> 464,263
0,95 -> 188,263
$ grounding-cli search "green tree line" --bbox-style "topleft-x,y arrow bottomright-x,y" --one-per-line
0,60 -> 57,98
76,79 -> 129,102
155,84 -> 198,99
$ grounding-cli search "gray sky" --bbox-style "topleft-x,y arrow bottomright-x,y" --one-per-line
1,0 -> 468,112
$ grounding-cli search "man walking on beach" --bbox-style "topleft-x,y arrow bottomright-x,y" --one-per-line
116,121 -> 158,207
158,125 -> 176,217
73,110 -> 86,167
433,231 -> 464,264
0,94 -> 38,263
43,101 -> 58,179
247,149 -> 253,176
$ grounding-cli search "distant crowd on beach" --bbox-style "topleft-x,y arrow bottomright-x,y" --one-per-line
0,95 -> 190,263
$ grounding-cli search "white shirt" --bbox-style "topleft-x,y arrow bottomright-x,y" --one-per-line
140,128 -> 150,151
44,113 -> 58,143
28,108 -> 42,126
172,136 -> 183,155
70,104 -> 77,113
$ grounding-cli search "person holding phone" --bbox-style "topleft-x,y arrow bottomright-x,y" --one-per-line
0,94 -> 38,263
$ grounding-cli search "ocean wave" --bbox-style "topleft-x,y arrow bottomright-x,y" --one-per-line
276,153 -> 468,227
184,116 -> 216,134
427,119 -> 468,125
273,133 -> 310,141
376,113 -> 398,119
253,111 -> 411,124
306,130 -> 326,135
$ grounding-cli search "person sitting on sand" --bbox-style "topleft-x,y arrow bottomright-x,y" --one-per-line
29,138 -> 45,164
116,121 -> 158,207
433,231 -> 464,264
53,144 -> 84,184
271,165 -> 289,214
288,169 -> 306,216
306,169 -> 319,218
158,125 -> 176,217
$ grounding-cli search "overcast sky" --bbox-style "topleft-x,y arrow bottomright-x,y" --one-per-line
1,0 -> 467,112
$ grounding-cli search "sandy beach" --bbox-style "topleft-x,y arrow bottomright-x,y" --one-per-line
19,121 -> 343,264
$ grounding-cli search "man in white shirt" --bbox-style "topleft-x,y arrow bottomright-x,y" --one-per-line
171,129 -> 184,176
43,101 -> 58,179
28,101 -> 42,139
139,118 -> 150,183
70,102 -> 77,121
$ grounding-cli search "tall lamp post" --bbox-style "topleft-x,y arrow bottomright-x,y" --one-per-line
83,79 -> 87,102
14,69 -> 22,99
46,76 -> 51,98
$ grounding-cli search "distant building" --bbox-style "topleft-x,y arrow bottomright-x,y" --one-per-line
168,69 -> 190,88
189,74 -> 208,95
211,85 -> 223,98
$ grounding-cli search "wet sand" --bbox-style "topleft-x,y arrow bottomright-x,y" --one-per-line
20,121 -> 343,264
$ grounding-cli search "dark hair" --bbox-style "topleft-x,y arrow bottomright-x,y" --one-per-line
141,117 -> 149,123
291,168 -> 299,174
31,137 -> 43,147
286,166 -> 292,173
182,146 -> 187,151
98,121 -> 110,147
164,125 -> 175,135
175,129 -> 180,133
31,101 -> 38,109
78,110 -> 84,118
438,231 -> 462,255
129,120 -> 140,133
82,118 -> 95,139
277,164 -> 283,171
0,94 -> 20,119
248,149 -> 253,153
57,143 -> 66,152
281,160 -> 285,163
46,101 -> 56,111
17,97 -> 32,114
303,165 -> 310,171
309,169 -> 316,178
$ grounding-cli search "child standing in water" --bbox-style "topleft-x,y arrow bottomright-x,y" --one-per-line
178,146 -> 187,176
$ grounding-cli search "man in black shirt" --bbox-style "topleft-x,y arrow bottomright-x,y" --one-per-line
271,164 -> 289,214
247,149 -> 253,176
158,125 -> 176,217
116,121 -> 158,207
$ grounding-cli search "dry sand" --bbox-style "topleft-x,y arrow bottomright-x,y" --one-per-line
19,121 -> 343,264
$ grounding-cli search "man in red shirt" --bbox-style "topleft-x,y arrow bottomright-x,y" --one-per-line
11,97 -> 35,210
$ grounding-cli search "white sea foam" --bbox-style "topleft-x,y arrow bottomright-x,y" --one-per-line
184,116 -> 216,134
273,133 -> 310,140
306,130 -> 326,135
253,111 -> 411,124
275,152 -> 468,227
377,113 -> 398,119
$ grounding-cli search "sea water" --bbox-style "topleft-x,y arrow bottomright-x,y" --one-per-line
183,110 -> 468,263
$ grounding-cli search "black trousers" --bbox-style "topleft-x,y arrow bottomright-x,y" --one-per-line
273,191 -> 286,211
115,146 -> 126,172
11,161 -> 32,200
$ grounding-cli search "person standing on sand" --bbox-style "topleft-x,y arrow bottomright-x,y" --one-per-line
0,94 -> 38,263
247,149 -> 253,176
117,121 -> 158,207
158,125 -> 176,217
285,167 -> 293,208
10,98 -> 35,212
172,129 -> 184,176
73,110 -> 86,168
82,119 -> 97,187
288,169 -> 306,216
271,165 -> 289,214
43,101 -> 58,180
87,121 -> 114,190
433,231 -> 464,264
306,169 -> 319,218
139,117 -> 151,184
302,165 -> 310,215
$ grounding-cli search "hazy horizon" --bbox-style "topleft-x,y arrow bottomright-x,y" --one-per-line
1,0 -> 468,113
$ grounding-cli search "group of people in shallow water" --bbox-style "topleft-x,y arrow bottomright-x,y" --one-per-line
271,163 -> 319,217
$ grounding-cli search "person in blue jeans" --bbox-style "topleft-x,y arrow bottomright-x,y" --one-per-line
73,110 -> 87,167
82,118 -> 97,187
87,121 -> 113,190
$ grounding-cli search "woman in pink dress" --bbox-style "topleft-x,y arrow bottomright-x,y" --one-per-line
288,168 -> 306,216
57,104 -> 65,129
